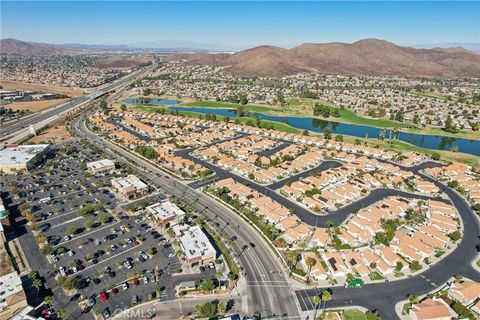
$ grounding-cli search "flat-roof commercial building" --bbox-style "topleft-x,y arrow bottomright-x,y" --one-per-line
178,225 -> 217,266
87,159 -> 115,174
111,175 -> 148,199
147,201 -> 185,223
0,144 -> 50,174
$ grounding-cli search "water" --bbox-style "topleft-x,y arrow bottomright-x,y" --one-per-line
123,98 -> 179,106
169,106 -> 480,156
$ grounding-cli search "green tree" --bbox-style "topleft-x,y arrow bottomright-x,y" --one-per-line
97,213 -> 110,224
44,296 -> 53,306
28,271 -> 39,280
335,134 -> 344,142
120,104 -> 127,111
200,278 -> 216,292
83,219 -> 94,229
312,295 -> 321,320
448,231 -> 461,241
409,261 -> 422,272
56,309 -> 67,320
305,256 -> 317,282
194,301 -> 217,318
217,301 -> 227,314
321,290 -> 332,314
32,278 -> 42,291
66,226 -> 77,236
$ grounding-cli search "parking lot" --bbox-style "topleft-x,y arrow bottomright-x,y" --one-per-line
3,140 -> 215,318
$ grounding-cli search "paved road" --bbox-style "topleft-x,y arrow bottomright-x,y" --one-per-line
296,167 -> 480,318
73,112 -> 480,319
267,160 -> 342,190
0,63 -> 157,141
176,150 -> 446,227
72,116 -> 301,319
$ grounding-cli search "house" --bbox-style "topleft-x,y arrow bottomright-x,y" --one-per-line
0,271 -> 28,320
308,228 -> 329,248
301,252 -> 328,281
410,298 -> 457,320
448,279 -> 480,306
323,252 -> 348,277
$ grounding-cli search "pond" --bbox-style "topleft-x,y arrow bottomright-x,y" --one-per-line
169,106 -> 480,156
123,98 -> 179,106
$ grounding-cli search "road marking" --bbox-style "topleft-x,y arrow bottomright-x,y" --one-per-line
76,243 -> 142,275
51,216 -> 82,229
52,219 -> 121,248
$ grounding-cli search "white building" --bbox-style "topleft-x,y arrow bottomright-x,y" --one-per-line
147,201 -> 185,223
0,271 -> 28,319
0,144 -> 50,173
111,175 -> 148,199
86,159 -> 115,174
179,225 -> 217,266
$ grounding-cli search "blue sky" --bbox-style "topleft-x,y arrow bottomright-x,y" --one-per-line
1,1 -> 479,49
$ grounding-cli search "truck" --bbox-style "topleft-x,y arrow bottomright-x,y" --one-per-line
346,278 -> 364,288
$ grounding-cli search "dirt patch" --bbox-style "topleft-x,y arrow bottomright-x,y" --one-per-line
27,125 -> 72,145
0,81 -> 85,97
7,98 -> 71,112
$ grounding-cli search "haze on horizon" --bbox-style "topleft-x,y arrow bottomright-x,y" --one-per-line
1,1 -> 479,50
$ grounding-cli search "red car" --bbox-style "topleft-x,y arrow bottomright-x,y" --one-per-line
99,292 -> 108,301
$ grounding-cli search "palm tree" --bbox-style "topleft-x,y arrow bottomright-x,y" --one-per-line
287,251 -> 298,270
28,271 -> 38,281
312,295 -> 321,320
305,256 -> 317,283
43,296 -> 53,306
32,278 -> 42,291
56,309 -> 67,319
321,290 -> 332,314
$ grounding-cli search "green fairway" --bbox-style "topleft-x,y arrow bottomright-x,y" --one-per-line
180,101 -> 274,113
336,108 -> 416,129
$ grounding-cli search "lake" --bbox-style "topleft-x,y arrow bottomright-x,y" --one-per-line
123,97 -> 179,106
169,106 -> 480,156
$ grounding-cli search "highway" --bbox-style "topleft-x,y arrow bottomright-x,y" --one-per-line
71,116 -> 301,319
0,62 -> 157,142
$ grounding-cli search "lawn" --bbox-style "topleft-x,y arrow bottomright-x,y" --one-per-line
336,108 -> 416,129
180,101 -> 275,113
434,250 -> 445,258
476,259 -> 480,268
343,309 -> 377,320
368,271 -> 385,281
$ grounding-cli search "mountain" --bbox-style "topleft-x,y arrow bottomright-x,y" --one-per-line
413,42 -> 480,52
0,38 -> 72,55
172,38 -> 480,78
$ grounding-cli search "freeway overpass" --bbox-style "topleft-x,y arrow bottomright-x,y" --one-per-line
0,62 -> 157,143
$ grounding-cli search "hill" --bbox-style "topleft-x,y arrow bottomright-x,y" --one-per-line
172,39 -> 480,78
0,38 -> 72,55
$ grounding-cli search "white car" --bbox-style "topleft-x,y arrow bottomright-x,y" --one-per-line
143,276 -> 148,284
72,266 -> 78,273
68,250 -> 75,257
110,244 -> 117,252
123,261 -> 133,269
122,283 -> 128,291
59,267 -> 66,277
